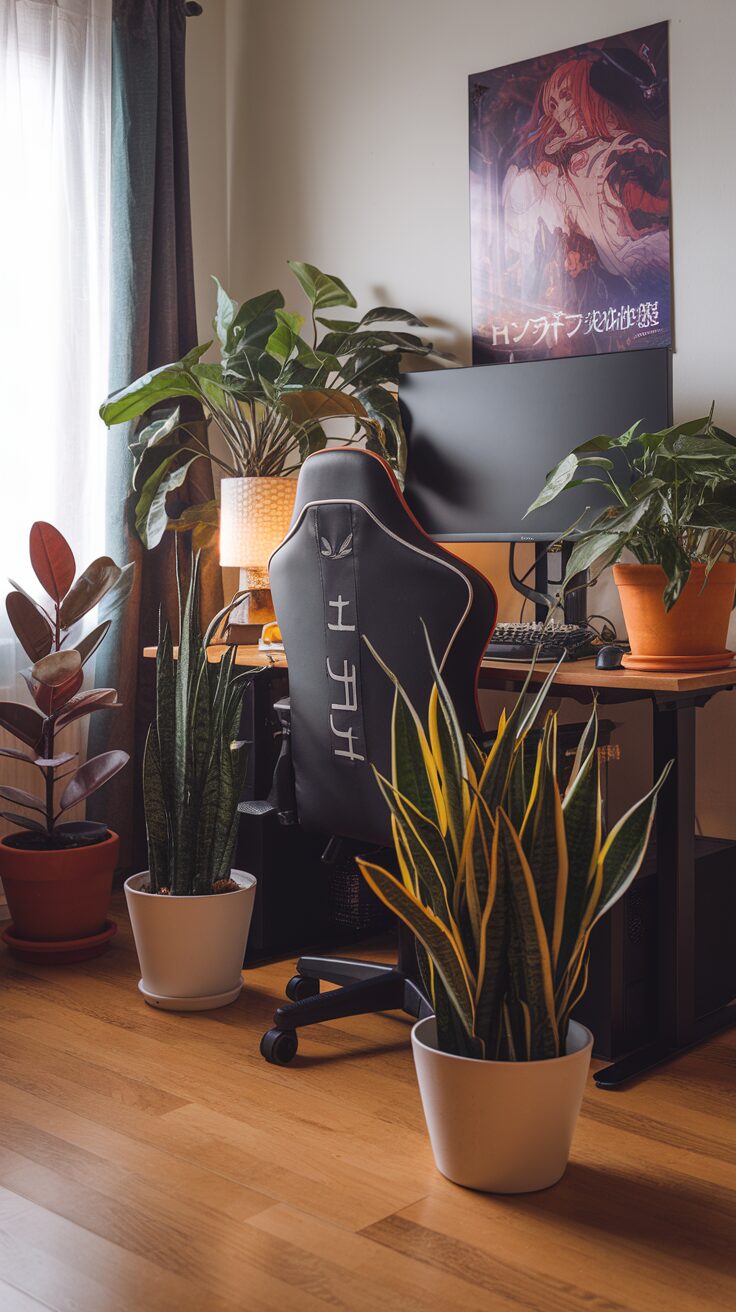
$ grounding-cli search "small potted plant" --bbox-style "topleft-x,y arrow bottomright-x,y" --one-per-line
357,644 -> 669,1193
124,554 -> 257,1010
525,411 -> 736,670
0,523 -> 134,962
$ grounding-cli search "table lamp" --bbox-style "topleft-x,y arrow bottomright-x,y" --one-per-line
219,476 -> 297,642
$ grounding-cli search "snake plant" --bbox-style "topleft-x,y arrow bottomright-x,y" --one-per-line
358,640 -> 670,1060
143,554 -> 252,895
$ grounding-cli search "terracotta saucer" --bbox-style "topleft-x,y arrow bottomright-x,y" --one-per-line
622,651 -> 735,672
1,919 -> 117,964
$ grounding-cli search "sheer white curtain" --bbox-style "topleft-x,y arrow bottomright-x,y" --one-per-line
0,0 -> 112,856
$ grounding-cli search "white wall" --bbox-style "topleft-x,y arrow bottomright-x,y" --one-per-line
187,0 -> 736,832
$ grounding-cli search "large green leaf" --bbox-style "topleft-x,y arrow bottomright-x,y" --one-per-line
100,346 -> 209,425
288,260 -> 357,310
228,289 -> 285,353
525,454 -> 578,516
277,387 -> 370,427
135,454 -> 201,549
360,306 -> 429,328
265,309 -> 305,362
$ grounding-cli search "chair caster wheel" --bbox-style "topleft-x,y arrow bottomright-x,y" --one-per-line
285,974 -> 320,1002
260,1028 -> 298,1066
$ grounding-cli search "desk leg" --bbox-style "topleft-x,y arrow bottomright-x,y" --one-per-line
595,700 -> 735,1088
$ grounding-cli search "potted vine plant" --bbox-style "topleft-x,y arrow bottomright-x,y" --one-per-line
124,554 -> 257,1010
0,523 -> 134,962
357,643 -> 669,1193
526,411 -> 736,670
99,259 -> 448,550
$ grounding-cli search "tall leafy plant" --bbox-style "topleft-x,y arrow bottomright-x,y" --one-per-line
357,641 -> 670,1060
99,260 -> 448,548
0,523 -> 134,847
144,554 -> 252,895
526,411 -> 736,609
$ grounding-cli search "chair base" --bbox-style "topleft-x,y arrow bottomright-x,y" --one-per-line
260,927 -> 432,1065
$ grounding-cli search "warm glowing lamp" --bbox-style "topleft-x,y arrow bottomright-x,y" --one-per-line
219,477 -> 296,640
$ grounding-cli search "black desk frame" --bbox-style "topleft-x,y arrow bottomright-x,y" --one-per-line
593,686 -> 736,1087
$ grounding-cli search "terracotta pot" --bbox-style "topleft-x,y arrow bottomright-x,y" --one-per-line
0,830 -> 118,943
124,869 -> 257,1010
411,1017 -> 593,1193
613,562 -> 736,671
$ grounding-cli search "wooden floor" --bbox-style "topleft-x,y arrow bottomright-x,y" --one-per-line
0,894 -> 734,1312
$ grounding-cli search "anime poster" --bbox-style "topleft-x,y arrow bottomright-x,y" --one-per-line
469,23 -> 671,363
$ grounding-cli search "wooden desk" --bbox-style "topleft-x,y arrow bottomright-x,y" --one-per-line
145,643 -> 736,1085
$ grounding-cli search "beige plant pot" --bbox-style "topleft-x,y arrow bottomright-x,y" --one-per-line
411,1016 -> 593,1193
124,870 -> 256,1010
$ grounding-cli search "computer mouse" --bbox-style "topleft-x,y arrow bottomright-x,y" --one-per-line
596,644 -> 624,670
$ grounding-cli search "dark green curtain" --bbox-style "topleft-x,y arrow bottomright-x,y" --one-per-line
90,0 -> 222,870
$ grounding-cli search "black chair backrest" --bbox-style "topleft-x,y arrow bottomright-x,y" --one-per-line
269,450 -> 497,846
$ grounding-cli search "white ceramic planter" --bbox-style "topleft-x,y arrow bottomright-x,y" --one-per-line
124,870 -> 256,1011
411,1016 -> 593,1193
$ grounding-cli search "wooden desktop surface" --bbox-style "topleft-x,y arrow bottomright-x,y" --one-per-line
143,644 -> 736,695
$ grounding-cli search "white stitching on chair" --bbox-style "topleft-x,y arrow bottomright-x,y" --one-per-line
270,498 -> 473,672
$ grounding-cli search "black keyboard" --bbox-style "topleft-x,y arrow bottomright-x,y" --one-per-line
485,621 -> 598,663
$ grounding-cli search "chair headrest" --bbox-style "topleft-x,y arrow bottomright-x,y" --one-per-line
290,449 -> 417,531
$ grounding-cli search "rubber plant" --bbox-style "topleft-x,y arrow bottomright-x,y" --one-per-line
0,523 -> 134,848
143,552 -> 252,895
99,260 -> 449,548
357,639 -> 671,1060
525,409 -> 736,609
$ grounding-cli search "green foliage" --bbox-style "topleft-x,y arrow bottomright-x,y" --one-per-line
525,411 -> 736,609
144,554 -> 252,895
100,261 -> 449,548
1,524 -> 133,843
358,640 -> 670,1061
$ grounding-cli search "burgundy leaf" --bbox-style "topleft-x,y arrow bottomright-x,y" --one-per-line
59,557 -> 120,628
29,522 -> 76,603
34,752 -> 77,768
0,701 -> 45,751
8,579 -> 54,624
0,784 -> 46,812
0,810 -> 46,833
5,592 -> 54,663
72,620 -> 111,667
30,667 -> 84,716
0,745 -> 35,764
59,749 -> 129,813
54,688 -> 120,730
32,649 -> 82,688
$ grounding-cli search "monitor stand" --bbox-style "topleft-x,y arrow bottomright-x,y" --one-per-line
508,542 -> 588,625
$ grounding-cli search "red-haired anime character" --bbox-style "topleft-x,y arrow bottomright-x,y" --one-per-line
501,55 -> 669,315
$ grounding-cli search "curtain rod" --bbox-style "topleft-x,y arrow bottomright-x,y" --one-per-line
185,3 -> 203,15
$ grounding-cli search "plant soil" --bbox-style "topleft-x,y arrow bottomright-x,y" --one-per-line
4,823 -> 110,853
144,879 -> 241,896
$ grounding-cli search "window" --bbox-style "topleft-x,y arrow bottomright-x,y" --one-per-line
0,0 -> 111,834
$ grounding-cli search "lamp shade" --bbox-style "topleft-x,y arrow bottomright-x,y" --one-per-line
219,477 -> 296,580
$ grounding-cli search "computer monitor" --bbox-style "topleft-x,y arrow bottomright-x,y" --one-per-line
400,348 -> 672,542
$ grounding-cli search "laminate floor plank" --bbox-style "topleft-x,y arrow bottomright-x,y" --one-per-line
0,895 -> 733,1311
